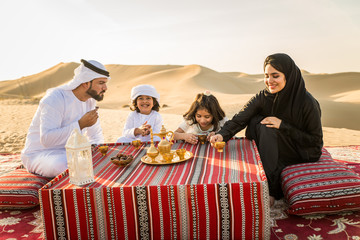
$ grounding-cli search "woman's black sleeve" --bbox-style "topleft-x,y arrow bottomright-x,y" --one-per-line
217,93 -> 261,142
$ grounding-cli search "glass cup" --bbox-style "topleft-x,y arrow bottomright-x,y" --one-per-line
197,134 -> 207,144
98,146 -> 109,156
214,141 -> 225,153
132,140 -> 142,149
176,148 -> 186,160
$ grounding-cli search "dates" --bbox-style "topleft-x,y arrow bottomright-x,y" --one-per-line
111,153 -> 133,166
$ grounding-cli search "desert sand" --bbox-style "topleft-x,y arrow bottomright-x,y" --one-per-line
0,63 -> 359,154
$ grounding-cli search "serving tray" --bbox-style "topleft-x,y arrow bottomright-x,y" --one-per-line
141,150 -> 193,165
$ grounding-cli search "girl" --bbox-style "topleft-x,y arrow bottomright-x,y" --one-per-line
210,53 -> 323,206
116,84 -> 163,143
174,91 -> 228,144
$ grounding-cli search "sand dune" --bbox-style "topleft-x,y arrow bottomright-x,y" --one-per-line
332,90 -> 360,103
0,62 -> 78,99
0,62 -> 359,154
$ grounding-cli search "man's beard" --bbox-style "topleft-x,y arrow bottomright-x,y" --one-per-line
86,88 -> 104,101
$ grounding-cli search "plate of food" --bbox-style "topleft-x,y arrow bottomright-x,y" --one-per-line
111,153 -> 134,167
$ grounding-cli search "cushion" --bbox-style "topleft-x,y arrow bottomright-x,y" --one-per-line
0,168 -> 50,209
281,148 -> 360,215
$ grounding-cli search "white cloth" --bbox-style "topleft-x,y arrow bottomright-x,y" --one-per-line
21,88 -> 104,177
179,117 -> 229,135
116,111 -> 163,143
60,60 -> 110,90
130,84 -> 160,103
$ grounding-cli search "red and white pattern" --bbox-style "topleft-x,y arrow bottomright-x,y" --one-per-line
281,148 -> 360,215
327,145 -> 360,163
39,138 -> 270,240
271,160 -> 360,240
1,146 -> 360,239
0,164 -> 50,210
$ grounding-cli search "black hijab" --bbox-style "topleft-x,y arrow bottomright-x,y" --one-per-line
263,53 -> 307,126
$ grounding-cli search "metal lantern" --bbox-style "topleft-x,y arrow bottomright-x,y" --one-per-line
65,129 -> 95,186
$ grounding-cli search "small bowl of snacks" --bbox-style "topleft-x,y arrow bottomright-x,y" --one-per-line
111,153 -> 134,166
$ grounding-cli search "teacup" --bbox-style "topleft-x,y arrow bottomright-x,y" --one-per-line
176,148 -> 186,160
162,152 -> 175,162
132,140 -> 142,149
214,141 -> 225,153
98,146 -> 109,156
146,151 -> 159,163
197,134 -> 207,144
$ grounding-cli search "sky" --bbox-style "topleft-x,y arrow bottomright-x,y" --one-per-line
0,0 -> 359,80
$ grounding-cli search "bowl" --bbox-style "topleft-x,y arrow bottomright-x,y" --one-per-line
111,153 -> 134,166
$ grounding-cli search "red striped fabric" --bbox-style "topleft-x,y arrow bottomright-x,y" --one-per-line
39,137 -> 270,239
282,148 -> 360,215
0,168 -> 50,209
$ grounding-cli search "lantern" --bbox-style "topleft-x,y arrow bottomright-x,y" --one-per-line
65,129 -> 95,186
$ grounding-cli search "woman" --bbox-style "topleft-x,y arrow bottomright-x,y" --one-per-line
210,53 -> 323,205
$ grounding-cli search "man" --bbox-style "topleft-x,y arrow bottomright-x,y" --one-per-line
21,59 -> 110,177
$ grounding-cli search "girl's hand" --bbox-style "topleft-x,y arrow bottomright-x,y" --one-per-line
184,133 -> 198,145
260,116 -> 282,129
210,134 -> 223,146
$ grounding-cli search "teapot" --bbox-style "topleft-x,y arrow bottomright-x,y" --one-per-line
153,125 -> 174,156
157,137 -> 172,156
153,125 -> 174,143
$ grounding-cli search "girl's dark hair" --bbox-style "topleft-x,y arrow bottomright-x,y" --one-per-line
130,96 -> 160,112
183,93 -> 225,131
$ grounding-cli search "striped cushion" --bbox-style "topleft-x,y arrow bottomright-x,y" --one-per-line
281,148 -> 360,215
0,168 -> 50,209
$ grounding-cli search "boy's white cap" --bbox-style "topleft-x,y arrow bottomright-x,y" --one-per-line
131,84 -> 160,103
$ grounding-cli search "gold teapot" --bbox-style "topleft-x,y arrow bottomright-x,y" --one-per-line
157,137 -> 172,156
153,125 -> 174,143
153,125 -> 174,156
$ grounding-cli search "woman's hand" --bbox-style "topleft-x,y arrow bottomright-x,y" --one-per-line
183,133 -> 198,144
207,132 -> 215,141
260,116 -> 282,129
209,134 -> 223,146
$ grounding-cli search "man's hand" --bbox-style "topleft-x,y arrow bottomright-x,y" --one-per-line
78,108 -> 99,130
